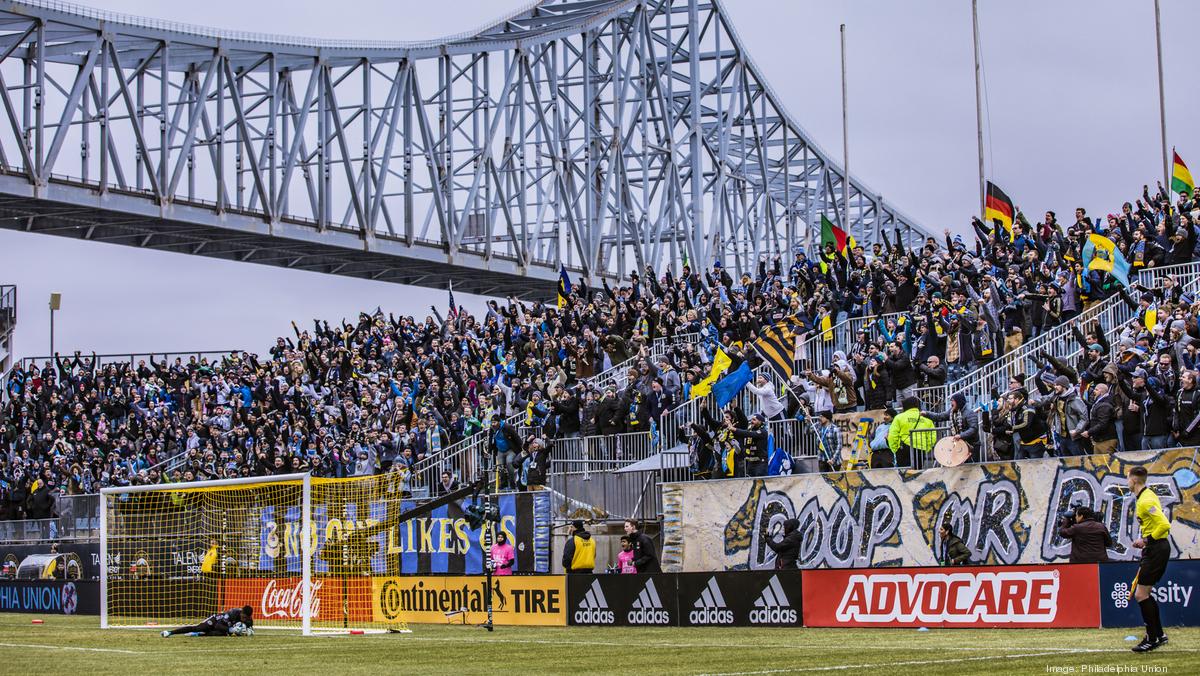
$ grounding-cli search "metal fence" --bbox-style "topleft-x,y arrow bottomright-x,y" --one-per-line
793,312 -> 903,376
18,350 -> 243,373
0,494 -> 101,544
921,260 -> 1200,412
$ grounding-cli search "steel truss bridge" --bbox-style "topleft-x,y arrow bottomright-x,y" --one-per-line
0,0 -> 931,297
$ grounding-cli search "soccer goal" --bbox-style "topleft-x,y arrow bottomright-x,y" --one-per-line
100,473 -> 404,635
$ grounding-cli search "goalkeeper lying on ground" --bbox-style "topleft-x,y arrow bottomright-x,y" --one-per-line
162,606 -> 255,637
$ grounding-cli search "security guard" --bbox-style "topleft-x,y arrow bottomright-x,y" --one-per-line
561,520 -> 596,573
1128,466 -> 1172,653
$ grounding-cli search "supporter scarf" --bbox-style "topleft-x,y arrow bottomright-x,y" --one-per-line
427,426 -> 442,456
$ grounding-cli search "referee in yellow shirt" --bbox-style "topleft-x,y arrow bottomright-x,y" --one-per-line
1127,466 -> 1171,653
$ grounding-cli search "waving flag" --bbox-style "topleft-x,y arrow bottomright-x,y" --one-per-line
557,265 -> 572,309
1173,150 -> 1195,196
691,348 -> 731,399
447,280 -> 457,319
1082,234 -> 1131,287
753,317 -> 801,380
984,181 -> 1015,240
820,214 -> 854,257
713,361 -> 753,409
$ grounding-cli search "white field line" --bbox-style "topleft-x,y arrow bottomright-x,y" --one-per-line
696,648 -> 1194,676
0,641 -> 142,654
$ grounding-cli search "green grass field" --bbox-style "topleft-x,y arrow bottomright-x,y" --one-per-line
0,613 -> 1192,675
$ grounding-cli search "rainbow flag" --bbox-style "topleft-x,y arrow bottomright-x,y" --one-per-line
1173,150 -> 1194,196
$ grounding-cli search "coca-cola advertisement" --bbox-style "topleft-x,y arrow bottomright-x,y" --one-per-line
222,577 -> 373,624
802,564 -> 1100,628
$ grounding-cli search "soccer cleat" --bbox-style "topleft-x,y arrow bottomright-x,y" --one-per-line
1155,634 -> 1169,648
160,630 -> 170,638
1131,635 -> 1161,653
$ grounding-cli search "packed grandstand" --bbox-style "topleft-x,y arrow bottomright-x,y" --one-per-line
3,178 -> 1200,518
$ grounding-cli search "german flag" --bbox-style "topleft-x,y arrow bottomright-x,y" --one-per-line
984,181 -> 1015,240
753,317 -> 801,380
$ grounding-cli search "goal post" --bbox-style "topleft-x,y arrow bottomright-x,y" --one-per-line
101,473 -> 320,634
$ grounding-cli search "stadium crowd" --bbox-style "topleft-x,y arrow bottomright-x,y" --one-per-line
1,179 -> 1199,517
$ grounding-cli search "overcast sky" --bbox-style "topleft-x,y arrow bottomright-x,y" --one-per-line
1,0 -> 1196,361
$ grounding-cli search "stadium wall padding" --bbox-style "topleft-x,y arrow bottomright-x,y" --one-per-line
0,580 -> 100,615
661,448 -> 1200,571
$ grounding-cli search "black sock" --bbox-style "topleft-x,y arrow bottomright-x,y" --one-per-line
1138,597 -> 1162,640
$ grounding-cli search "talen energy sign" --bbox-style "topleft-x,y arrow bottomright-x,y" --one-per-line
803,565 -> 1099,628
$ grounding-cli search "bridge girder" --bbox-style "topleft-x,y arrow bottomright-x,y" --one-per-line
0,0 -> 931,297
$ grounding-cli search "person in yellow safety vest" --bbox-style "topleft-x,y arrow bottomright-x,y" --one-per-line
887,396 -> 936,469
561,520 -> 595,573
200,538 -> 219,574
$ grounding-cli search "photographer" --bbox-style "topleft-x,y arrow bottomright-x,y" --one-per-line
1058,505 -> 1112,563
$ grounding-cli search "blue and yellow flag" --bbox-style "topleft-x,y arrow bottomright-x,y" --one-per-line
1082,234 -> 1130,287
691,348 -> 731,399
557,265 -> 572,308
1143,303 -> 1158,334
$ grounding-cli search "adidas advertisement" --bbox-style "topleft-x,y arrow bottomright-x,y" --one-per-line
1098,560 -> 1200,628
566,574 -> 676,626
567,572 -> 800,627
677,571 -> 802,627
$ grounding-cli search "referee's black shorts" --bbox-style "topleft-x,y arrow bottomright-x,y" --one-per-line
1138,537 -> 1170,586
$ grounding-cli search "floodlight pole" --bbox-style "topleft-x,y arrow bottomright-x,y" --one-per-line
1153,0 -> 1169,191
972,0 -> 985,217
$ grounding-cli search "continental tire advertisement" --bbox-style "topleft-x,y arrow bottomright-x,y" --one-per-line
371,575 -> 566,626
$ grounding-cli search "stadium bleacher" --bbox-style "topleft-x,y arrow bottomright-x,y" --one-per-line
2,179 -> 1200,526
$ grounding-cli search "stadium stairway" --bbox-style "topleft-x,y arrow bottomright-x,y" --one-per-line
411,331 -> 701,491
914,261 -> 1200,412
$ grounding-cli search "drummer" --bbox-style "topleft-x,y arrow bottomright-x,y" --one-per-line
926,393 -> 981,462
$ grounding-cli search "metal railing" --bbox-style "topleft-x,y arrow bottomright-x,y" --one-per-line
410,332 -> 701,486
0,494 -> 101,544
922,261 -> 1200,411
18,350 -> 243,374
793,312 -> 903,375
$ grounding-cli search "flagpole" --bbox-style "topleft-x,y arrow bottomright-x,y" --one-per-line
840,23 -> 850,231
972,0 -> 985,218
1153,0 -> 1170,191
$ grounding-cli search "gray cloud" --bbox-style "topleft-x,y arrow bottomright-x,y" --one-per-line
2,0 -> 1196,359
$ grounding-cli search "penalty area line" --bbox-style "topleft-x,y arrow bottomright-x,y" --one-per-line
0,642 -> 143,655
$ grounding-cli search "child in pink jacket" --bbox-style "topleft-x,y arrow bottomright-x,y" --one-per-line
490,532 -> 515,576
616,536 -> 637,574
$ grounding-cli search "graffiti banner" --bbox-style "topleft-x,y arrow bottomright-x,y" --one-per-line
1098,560 -> 1199,628
802,565 -> 1100,628
661,448 -> 1200,571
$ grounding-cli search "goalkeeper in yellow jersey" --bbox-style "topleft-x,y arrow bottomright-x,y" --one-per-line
162,605 -> 254,637
1126,466 -> 1171,653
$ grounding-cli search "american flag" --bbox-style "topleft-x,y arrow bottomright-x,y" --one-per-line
447,281 -> 457,319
